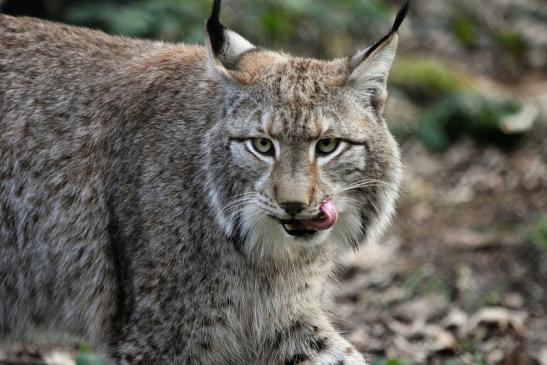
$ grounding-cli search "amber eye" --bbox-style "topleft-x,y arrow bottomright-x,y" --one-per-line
251,138 -> 274,156
316,138 -> 340,156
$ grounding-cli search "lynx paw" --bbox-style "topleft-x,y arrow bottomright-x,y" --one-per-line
284,336 -> 367,365
290,345 -> 367,365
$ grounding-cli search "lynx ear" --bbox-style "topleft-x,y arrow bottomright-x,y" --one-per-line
206,0 -> 255,71
347,0 -> 409,113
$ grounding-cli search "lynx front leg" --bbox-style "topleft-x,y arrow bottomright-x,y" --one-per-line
270,320 -> 367,365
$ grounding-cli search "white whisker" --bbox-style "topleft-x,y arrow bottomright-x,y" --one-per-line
339,179 -> 397,193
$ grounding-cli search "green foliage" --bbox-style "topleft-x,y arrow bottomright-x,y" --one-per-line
75,352 -> 106,365
76,340 -> 92,353
402,266 -> 451,301
393,91 -> 521,152
402,267 -> 427,294
74,340 -> 105,365
389,56 -> 527,152
493,30 -> 527,60
63,0 -> 393,57
530,216 -> 547,251
391,57 -> 472,102
66,0 -> 210,43
372,359 -> 407,365
413,93 -> 522,152
456,339 -> 486,364
451,16 -> 476,48
483,289 -> 502,306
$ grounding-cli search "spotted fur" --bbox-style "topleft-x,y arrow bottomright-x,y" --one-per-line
0,1 -> 408,364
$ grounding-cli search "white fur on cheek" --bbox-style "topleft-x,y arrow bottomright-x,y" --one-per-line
204,128 -> 235,237
329,208 -> 362,247
241,208 -> 332,260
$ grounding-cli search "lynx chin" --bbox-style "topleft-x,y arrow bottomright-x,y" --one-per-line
0,0 -> 408,363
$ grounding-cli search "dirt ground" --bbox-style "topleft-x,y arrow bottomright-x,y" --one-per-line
335,128 -> 547,364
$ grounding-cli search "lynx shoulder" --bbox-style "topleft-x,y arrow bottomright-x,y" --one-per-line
0,1 -> 408,364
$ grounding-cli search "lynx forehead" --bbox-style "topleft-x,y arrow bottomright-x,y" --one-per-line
0,0 -> 409,363
233,55 -> 348,105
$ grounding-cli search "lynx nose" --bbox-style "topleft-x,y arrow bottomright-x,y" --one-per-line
280,202 -> 307,216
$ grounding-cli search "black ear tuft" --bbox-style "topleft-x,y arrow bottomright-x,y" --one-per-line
391,0 -> 410,33
362,0 -> 410,59
207,0 -> 225,56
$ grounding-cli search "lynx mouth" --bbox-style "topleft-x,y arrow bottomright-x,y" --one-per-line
280,219 -> 319,238
277,199 -> 338,239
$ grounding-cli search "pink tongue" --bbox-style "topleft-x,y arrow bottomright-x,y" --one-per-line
303,199 -> 338,231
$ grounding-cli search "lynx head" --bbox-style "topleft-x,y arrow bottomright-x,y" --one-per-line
203,0 -> 408,260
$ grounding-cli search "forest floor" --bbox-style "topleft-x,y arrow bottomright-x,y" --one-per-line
335,117 -> 547,365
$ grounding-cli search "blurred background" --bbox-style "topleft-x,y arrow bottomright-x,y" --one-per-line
1,0 -> 546,364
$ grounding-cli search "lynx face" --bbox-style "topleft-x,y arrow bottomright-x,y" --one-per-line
204,7 -> 402,259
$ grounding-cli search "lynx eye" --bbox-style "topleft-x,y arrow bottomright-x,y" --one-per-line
251,138 -> 274,156
316,138 -> 340,156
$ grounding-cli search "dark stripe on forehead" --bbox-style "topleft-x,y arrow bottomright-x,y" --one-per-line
223,95 -> 243,117
225,96 -> 262,120
287,108 -> 323,140
251,107 -> 263,126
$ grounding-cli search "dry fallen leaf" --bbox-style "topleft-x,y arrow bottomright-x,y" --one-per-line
392,293 -> 448,324
467,307 -> 527,336
443,307 -> 469,336
430,327 -> 457,354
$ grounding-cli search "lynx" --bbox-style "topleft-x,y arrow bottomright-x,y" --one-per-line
0,0 -> 408,364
